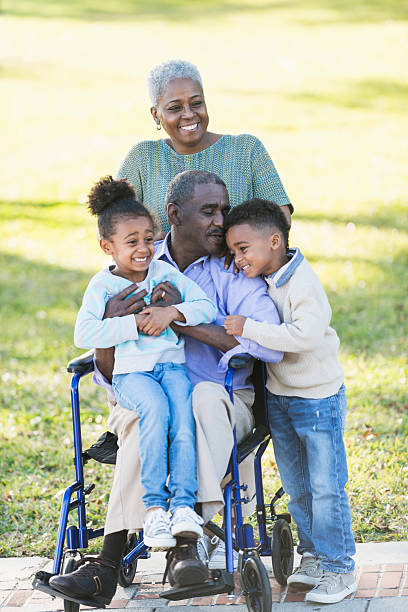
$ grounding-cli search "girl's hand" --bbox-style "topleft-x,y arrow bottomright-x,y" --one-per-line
224,315 -> 246,336
138,306 -> 185,336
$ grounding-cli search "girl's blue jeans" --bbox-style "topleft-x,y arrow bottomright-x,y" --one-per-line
112,363 -> 197,513
267,384 -> 356,573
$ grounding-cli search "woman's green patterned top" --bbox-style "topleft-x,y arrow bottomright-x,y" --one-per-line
116,133 -> 293,231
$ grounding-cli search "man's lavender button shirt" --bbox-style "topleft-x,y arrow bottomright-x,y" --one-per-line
154,236 -> 283,389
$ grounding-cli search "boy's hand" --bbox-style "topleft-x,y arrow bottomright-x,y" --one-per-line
137,306 -> 185,336
224,315 -> 246,336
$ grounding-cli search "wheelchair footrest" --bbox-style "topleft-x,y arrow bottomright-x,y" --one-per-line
32,572 -> 106,609
160,569 -> 235,600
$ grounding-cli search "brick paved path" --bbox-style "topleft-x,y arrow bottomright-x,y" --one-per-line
1,559 -> 407,611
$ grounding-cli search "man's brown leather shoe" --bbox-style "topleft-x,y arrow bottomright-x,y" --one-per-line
49,556 -> 118,606
164,539 -> 209,587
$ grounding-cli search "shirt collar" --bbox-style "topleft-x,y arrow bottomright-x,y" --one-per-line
265,248 -> 304,288
154,233 -> 209,271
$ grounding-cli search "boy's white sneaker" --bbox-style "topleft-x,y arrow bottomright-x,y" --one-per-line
170,506 -> 204,539
197,536 -> 239,570
197,534 -> 218,564
287,555 -> 322,589
209,538 -> 239,570
305,570 -> 357,603
143,508 -> 176,548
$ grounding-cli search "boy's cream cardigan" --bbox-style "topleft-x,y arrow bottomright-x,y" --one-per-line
242,249 -> 344,399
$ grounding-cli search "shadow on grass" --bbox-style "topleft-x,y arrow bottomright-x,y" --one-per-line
295,200 -> 408,233
310,252 -> 407,356
289,79 -> 408,114
0,252 -> 89,368
4,0 -> 408,23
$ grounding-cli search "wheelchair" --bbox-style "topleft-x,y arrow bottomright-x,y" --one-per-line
33,350 -> 294,612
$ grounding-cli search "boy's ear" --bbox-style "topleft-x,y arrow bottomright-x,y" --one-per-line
100,238 -> 113,255
269,231 -> 282,250
167,202 -> 183,227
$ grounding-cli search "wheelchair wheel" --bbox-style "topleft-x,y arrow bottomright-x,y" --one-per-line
241,555 -> 271,612
271,518 -> 294,586
118,533 -> 138,587
63,558 -> 80,612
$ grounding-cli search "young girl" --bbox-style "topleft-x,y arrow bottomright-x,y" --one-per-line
74,176 -> 217,547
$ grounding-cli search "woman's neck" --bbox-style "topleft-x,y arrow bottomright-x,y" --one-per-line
165,131 -> 222,155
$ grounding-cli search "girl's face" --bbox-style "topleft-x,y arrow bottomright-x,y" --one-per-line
100,215 -> 155,282
151,78 -> 209,154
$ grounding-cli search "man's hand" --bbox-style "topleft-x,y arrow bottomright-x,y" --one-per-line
150,282 -> 182,307
103,285 -> 147,319
224,315 -> 247,336
138,306 -> 185,337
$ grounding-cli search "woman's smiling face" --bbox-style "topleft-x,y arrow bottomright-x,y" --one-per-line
151,78 -> 210,154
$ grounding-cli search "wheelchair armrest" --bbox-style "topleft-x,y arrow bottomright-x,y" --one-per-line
67,349 -> 95,374
228,353 -> 253,371
237,425 -> 270,463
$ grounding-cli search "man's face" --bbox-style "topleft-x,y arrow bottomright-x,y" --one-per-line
181,183 -> 230,257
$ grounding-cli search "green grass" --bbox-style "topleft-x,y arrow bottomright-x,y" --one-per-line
1,0 -> 407,555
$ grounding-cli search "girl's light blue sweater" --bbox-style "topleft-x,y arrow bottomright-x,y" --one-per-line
74,259 -> 216,375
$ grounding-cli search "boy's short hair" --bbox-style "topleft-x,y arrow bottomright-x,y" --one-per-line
224,198 -> 289,248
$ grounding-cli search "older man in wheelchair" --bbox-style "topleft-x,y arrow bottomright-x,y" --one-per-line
36,170 -> 292,611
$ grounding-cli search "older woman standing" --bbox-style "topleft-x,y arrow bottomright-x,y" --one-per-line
117,59 -> 293,231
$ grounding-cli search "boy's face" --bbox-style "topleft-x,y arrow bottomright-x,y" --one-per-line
100,216 -> 155,282
226,223 -> 284,278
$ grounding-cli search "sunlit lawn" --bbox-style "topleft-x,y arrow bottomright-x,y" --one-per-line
1,0 -> 407,555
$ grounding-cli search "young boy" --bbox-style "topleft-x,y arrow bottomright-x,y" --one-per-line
223,198 -> 357,605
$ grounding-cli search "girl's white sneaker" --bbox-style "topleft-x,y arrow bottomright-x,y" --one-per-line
143,508 -> 176,548
170,506 -> 204,539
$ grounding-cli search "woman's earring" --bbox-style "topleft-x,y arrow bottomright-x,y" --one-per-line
156,122 -> 161,131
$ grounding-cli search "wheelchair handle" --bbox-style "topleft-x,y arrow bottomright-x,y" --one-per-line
228,353 -> 253,371
67,349 -> 95,374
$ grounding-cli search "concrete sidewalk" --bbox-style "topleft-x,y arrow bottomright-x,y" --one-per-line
1,542 -> 407,611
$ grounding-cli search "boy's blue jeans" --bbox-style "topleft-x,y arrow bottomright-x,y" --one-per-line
112,363 -> 197,513
267,384 -> 356,573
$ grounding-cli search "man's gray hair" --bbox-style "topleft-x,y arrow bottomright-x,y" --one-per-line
147,59 -> 203,106
165,170 -> 226,208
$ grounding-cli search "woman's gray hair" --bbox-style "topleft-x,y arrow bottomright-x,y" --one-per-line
147,59 -> 203,106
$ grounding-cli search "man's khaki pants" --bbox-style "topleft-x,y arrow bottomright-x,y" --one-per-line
104,381 -> 255,535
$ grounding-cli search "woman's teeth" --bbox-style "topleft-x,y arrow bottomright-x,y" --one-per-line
180,124 -> 198,131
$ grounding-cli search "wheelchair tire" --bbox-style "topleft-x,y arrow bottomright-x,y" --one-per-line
271,518 -> 294,586
63,558 -> 80,612
118,533 -> 138,587
241,555 -> 271,612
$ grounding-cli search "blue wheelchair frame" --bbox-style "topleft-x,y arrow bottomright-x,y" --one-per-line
33,350 -> 293,611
